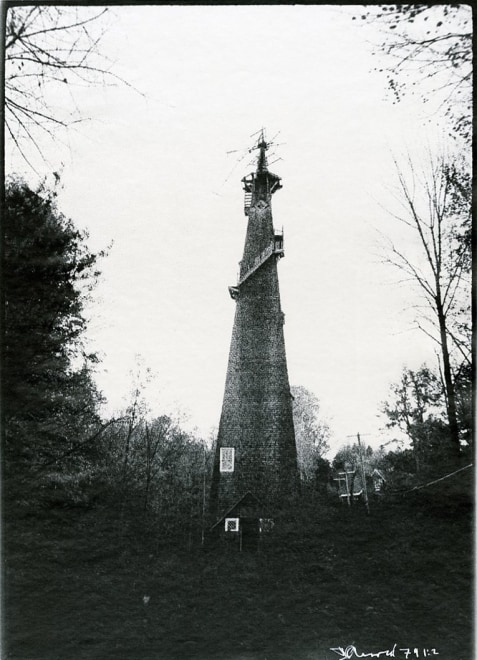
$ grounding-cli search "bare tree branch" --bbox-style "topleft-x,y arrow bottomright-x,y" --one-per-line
379,152 -> 471,457
353,4 -> 472,142
4,6 -> 141,170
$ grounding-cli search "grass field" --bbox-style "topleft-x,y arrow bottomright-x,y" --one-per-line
3,473 -> 473,660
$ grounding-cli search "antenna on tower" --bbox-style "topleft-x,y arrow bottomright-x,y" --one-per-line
214,130 -> 283,195
248,129 -> 284,153
216,146 -> 252,192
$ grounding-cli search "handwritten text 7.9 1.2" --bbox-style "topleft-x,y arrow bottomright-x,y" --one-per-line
330,644 -> 439,659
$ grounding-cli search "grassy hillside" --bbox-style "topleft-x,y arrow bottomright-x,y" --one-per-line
3,471 -> 473,660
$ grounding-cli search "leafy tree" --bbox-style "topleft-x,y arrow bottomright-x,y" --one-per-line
378,447 -> 417,491
3,177 -> 104,479
291,385 -> 330,481
332,442 -> 372,472
313,456 -> 332,496
353,4 -> 472,141
382,365 -> 446,471
99,390 -> 212,543
381,154 -> 471,459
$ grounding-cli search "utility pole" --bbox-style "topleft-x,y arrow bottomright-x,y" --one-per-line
344,470 -> 352,507
345,432 -> 372,515
201,440 -> 207,547
357,433 -> 370,515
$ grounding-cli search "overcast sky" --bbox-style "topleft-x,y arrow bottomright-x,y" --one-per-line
6,5 -> 463,455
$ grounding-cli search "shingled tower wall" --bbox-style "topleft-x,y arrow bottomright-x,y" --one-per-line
209,134 -> 299,525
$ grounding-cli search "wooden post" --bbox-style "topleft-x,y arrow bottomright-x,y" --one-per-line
201,442 -> 207,547
344,471 -> 351,507
357,433 -> 370,515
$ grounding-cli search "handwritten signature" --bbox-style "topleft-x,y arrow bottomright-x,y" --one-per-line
330,645 -> 439,659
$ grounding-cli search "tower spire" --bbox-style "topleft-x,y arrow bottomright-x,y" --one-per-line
255,129 -> 268,173
209,132 -> 298,545
241,130 -> 282,215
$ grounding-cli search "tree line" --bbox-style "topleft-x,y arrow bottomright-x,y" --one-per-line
2,5 -> 472,533
2,172 -> 471,528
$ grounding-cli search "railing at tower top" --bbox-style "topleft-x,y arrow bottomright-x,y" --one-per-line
243,183 -> 281,216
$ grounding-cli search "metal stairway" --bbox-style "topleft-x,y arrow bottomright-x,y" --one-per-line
229,233 -> 284,299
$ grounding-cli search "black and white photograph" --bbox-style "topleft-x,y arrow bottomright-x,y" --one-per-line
2,3 -> 473,659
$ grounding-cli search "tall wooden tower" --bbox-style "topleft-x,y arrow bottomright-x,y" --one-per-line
209,132 -> 299,539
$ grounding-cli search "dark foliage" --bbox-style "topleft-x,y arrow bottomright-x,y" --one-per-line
380,448 -> 416,475
3,178 -> 104,482
382,365 -> 446,470
454,361 -> 472,448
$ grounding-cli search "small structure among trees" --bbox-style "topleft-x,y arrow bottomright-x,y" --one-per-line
371,469 -> 386,495
209,492 -> 274,551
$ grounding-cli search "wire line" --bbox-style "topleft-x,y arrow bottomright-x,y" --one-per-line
390,463 -> 473,495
